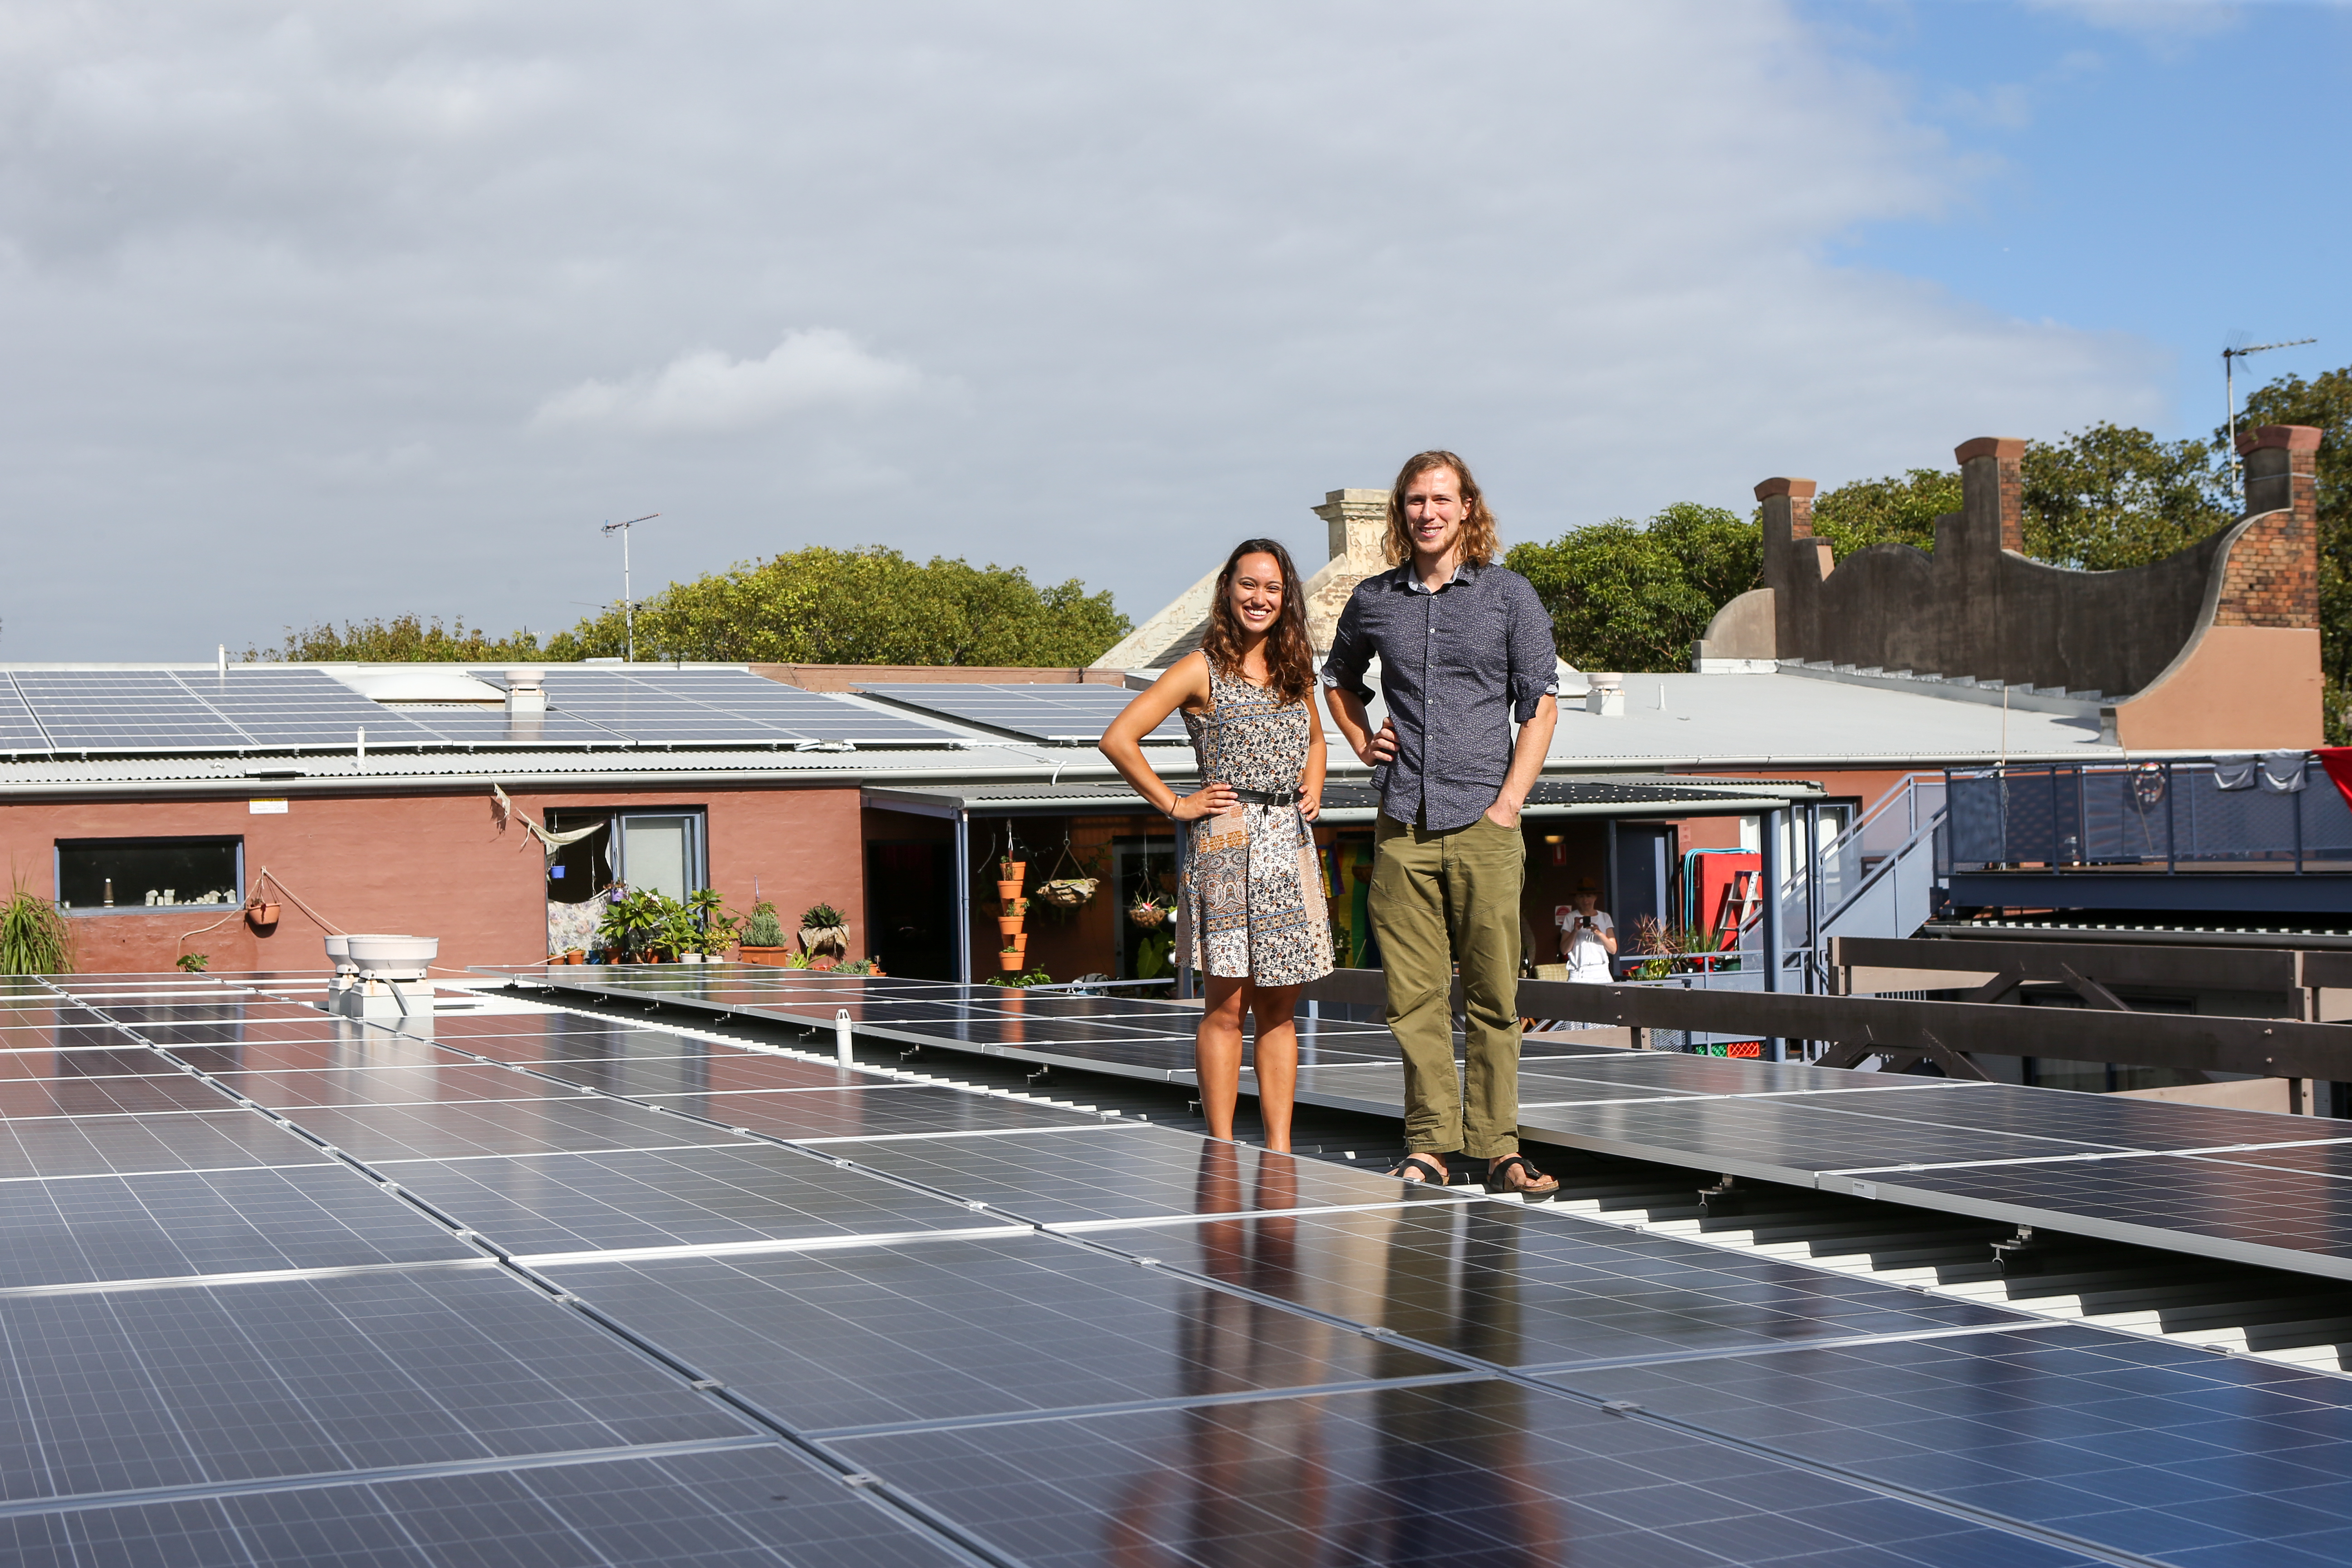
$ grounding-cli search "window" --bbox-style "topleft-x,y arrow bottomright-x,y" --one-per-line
544,809 -> 705,905
57,838 -> 242,914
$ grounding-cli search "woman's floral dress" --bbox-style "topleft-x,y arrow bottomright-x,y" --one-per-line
1176,667 -> 1334,986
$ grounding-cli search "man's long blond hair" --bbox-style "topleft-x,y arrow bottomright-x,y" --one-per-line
1385,450 -> 1499,567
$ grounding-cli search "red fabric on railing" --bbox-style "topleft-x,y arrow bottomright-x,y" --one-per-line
2314,749 -> 2352,813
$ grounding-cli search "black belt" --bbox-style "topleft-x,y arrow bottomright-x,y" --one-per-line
1227,786 -> 1302,807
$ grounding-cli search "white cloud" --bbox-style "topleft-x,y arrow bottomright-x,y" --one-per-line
534,330 -> 921,433
0,1 -> 2184,657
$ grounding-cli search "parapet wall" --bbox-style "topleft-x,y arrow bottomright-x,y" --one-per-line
1701,426 -> 2323,748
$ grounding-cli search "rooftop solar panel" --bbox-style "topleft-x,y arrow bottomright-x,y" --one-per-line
857,681 -> 1188,744
188,668 -> 446,747
13,671 -> 251,750
512,668 -> 965,747
0,675 -> 53,750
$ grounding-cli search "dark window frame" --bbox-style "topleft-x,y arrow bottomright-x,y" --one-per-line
55,836 -> 245,917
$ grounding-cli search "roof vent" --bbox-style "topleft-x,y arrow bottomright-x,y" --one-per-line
505,671 -> 547,718
1586,673 -> 1625,718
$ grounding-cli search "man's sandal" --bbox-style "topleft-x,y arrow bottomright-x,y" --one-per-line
1484,1154 -> 1559,1200
1387,1153 -> 1450,1186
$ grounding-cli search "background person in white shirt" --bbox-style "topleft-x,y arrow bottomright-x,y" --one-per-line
1556,880 -> 1616,984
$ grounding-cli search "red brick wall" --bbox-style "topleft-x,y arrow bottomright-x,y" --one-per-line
2214,443 -> 2320,629
4,783 -> 865,977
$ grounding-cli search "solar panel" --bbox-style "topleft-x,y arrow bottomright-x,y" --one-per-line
857,681 -> 1188,744
189,668 -> 445,747
0,1165 -> 476,1288
604,668 -> 968,745
375,1144 -> 1002,1257
0,675 -> 53,750
827,1383 -> 2095,1566
508,668 -> 967,747
537,1232 -> 1461,1431
12,671 -> 251,750
1563,1323 -> 2347,1564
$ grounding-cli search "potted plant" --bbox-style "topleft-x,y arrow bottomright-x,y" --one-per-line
998,941 -> 1022,971
686,887 -> 739,962
244,896 -> 281,930
799,902 -> 849,959
0,880 -> 71,976
739,900 -> 790,964
1128,894 -> 1170,930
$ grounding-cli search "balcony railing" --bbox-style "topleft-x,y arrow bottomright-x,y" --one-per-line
1940,757 -> 2352,875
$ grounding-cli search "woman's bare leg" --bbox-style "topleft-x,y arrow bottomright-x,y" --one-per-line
1196,974 -> 1250,1141
1248,981 -> 1304,1152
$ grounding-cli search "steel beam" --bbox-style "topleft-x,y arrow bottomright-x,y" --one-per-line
1511,977 -> 2352,1081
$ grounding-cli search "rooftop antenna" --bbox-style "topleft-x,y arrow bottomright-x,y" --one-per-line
2223,335 -> 2316,498
599,514 -> 660,662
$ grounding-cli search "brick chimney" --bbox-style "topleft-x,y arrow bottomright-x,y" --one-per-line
2240,424 -> 2322,525
1755,477 -> 1823,658
2220,426 -> 2323,629
1955,437 -> 2027,553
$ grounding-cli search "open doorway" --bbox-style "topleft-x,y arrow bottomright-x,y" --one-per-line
544,808 -> 706,957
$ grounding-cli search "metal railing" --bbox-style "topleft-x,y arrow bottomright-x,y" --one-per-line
1725,773 -> 1949,986
1941,756 -> 2351,875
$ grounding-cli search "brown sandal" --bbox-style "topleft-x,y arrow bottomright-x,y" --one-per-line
1388,1153 -> 1450,1186
1484,1154 -> 1558,1200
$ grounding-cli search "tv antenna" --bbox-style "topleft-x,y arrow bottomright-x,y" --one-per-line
600,514 -> 659,662
2223,336 -> 2316,495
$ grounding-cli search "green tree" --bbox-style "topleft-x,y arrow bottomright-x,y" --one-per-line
2230,367 -> 2352,740
1809,468 -> 1961,559
2021,422 -> 2235,570
541,546 -> 1131,666
1508,503 -> 1758,672
246,614 -> 545,663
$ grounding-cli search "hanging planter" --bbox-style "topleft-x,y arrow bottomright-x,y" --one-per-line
1032,836 -> 1099,907
1128,897 -> 1169,930
995,879 -> 1022,904
244,897 -> 281,930
996,915 -> 1025,938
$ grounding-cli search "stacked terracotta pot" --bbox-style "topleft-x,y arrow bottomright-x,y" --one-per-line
995,860 -> 1027,971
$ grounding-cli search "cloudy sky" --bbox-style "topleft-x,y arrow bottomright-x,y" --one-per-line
2,0 -> 2344,659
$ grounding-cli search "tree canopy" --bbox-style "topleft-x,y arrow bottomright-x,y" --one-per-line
250,546 -> 1131,668
1506,503 -> 1757,674
246,614 -> 545,663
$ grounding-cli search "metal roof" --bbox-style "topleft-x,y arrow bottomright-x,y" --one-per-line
867,774 -> 1825,821
1545,671 -> 2122,768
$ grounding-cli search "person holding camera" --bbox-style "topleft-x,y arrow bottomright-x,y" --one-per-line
1557,879 -> 1617,984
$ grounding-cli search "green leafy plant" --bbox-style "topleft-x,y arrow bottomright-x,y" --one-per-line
741,901 -> 786,947
176,953 -> 207,973
800,902 -> 846,931
0,882 -> 72,975
686,888 -> 739,957
984,968 -> 1052,988
596,888 -> 681,958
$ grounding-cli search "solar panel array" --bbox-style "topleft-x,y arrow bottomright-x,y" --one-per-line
857,681 -> 1190,743
0,667 -> 965,753
519,964 -> 2352,1286
13,969 -> 2351,1564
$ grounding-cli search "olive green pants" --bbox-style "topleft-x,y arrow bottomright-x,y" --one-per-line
1370,811 -> 1525,1160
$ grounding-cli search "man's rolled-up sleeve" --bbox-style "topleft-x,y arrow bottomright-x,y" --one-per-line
1505,578 -> 1561,722
1322,588 -> 1374,702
